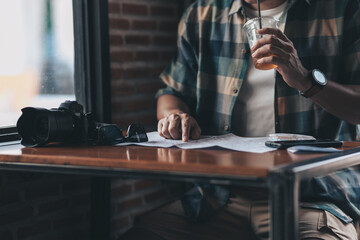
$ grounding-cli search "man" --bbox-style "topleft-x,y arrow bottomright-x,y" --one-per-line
122,0 -> 360,239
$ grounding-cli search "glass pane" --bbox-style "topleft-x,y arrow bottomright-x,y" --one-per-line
0,0 -> 75,128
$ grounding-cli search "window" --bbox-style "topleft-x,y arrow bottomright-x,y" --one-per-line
0,0 -> 75,128
0,0 -> 111,143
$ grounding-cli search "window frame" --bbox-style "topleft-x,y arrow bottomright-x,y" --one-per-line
73,0 -> 111,123
73,1 -> 111,240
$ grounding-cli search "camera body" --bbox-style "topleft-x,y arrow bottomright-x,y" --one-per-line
17,101 -> 105,147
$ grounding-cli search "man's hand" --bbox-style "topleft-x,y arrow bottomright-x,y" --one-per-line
251,28 -> 312,92
157,112 -> 201,142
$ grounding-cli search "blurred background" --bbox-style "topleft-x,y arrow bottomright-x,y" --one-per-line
0,0 -> 75,127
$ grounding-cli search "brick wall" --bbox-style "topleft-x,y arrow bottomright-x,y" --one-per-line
0,172 -> 91,240
108,0 -> 194,238
110,179 -> 185,239
109,0 -> 188,129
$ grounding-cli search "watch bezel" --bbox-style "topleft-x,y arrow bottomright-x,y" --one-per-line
312,69 -> 327,87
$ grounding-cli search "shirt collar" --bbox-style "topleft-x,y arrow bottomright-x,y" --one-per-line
228,0 -> 242,16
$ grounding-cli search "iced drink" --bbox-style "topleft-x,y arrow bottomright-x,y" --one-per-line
243,17 -> 280,70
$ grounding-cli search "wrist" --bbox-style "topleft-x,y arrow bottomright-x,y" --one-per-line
299,69 -> 327,98
298,71 -> 313,93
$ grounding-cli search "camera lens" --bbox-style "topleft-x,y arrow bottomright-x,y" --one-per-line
35,116 -> 49,139
17,101 -> 93,147
17,103 -> 85,147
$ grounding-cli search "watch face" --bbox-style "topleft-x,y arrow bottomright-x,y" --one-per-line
313,70 -> 327,85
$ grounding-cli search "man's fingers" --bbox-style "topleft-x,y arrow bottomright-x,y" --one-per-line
161,120 -> 171,139
190,121 -> 201,140
180,114 -> 191,142
251,29 -> 292,56
256,54 -> 287,67
257,28 -> 288,42
158,113 -> 202,142
168,115 -> 181,140
252,45 -> 290,62
252,37 -> 292,54
157,120 -> 164,138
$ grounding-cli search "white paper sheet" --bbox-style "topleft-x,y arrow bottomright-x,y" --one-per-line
116,132 -> 275,153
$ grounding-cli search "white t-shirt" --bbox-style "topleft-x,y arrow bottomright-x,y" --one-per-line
231,1 -> 287,137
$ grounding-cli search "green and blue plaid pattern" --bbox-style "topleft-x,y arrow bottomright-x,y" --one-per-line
157,0 -> 360,138
156,0 -> 360,223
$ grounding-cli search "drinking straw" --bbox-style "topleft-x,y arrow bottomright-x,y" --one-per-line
257,0 -> 262,29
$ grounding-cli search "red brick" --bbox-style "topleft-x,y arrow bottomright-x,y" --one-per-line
154,65 -> 167,76
153,36 -> 177,46
151,6 -> 175,16
161,50 -> 176,61
132,20 -> 157,31
111,82 -> 136,95
125,35 -> 151,45
0,207 -> 33,225
111,216 -> 130,229
159,21 -> 178,32
108,2 -> 121,14
18,220 -> 51,239
111,67 -> 123,79
38,199 -> 69,215
144,189 -> 168,203
123,3 -> 148,16
111,102 -> 124,114
25,184 -> 59,200
135,51 -> 160,61
62,178 -> 91,194
113,117 -> 138,128
124,67 -> 152,79
138,81 -> 163,94
111,51 -> 133,62
134,180 -> 159,190
125,99 -> 154,112
168,184 -> 186,197
111,184 -> 132,198
117,197 -> 142,210
138,113 -> 157,126
130,208 -> 151,220
109,34 -> 123,46
109,18 -> 130,30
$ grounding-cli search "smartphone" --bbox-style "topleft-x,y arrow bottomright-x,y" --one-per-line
265,139 -> 343,149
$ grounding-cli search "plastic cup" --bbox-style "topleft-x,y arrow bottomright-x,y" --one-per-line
243,17 -> 280,70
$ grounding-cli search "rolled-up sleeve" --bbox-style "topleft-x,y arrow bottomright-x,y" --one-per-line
156,7 -> 198,113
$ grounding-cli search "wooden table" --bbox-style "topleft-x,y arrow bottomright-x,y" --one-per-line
0,141 -> 360,239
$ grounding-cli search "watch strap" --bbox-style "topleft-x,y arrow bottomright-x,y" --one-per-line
300,84 -> 321,98
300,69 -> 326,98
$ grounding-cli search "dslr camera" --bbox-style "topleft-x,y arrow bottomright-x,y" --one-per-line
17,101 -> 147,147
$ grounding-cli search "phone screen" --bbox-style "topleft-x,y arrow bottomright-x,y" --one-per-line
265,139 -> 343,149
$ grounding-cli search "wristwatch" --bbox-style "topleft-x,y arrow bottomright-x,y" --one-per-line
300,69 -> 327,98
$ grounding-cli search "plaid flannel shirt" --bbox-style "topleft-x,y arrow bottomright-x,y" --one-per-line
156,0 -> 360,223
